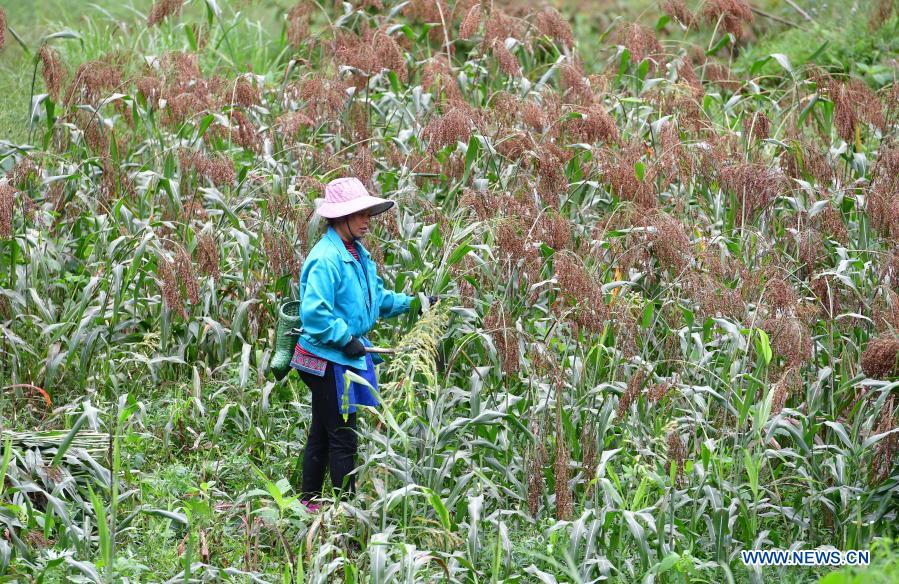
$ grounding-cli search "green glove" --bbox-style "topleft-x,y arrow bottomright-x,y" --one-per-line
270,300 -> 302,381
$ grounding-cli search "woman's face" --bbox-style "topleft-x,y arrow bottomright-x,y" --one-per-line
345,211 -> 371,238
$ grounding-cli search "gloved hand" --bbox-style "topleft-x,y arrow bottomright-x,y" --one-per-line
418,295 -> 440,315
341,337 -> 366,358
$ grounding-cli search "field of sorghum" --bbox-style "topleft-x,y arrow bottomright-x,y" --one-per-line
0,0 -> 898,581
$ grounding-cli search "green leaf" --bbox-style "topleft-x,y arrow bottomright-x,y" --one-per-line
641,302 -> 653,329
424,487 -> 452,531
806,41 -> 829,63
196,114 -> 215,141
750,56 -> 772,78
143,508 -> 189,526
770,53 -> 794,77
447,240 -> 472,266
655,15 -> 671,32
185,25 -> 199,52
462,135 -> 480,182
706,33 -> 735,56
754,329 -> 772,365
636,59 -> 650,81
205,0 -> 221,24
388,70 -> 401,95
634,160 -> 645,181
798,94 -> 820,127
51,413 -> 87,466
0,439 -> 12,498
655,552 -> 680,574
618,48 -> 630,77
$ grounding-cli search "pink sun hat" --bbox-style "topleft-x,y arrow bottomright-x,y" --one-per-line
315,177 -> 394,219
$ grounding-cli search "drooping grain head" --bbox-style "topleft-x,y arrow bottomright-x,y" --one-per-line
276,111 -> 314,145
158,254 -> 187,318
771,366 -> 801,416
861,336 -> 899,379
783,141 -> 834,187
484,306 -> 519,375
762,316 -> 813,369
0,9 -> 6,50
764,275 -> 798,312
617,369 -> 645,419
403,0 -> 447,28
871,395 -> 897,485
0,182 -> 16,239
796,228 -> 825,270
559,61 -> 592,106
704,62 -> 740,92
866,182 -> 899,239
174,246 -> 200,305
810,275 -> 838,319
718,162 -> 786,225
648,380 -> 674,403
661,0 -> 696,27
422,104 -> 477,153
554,429 -> 573,520
196,232 -> 220,281
458,3 -> 482,39
534,6 -> 573,49
665,429 -> 687,482
483,9 -> 521,47
180,150 -> 237,187
703,0 -> 754,39
522,99 -> 547,133
532,144 -> 568,206
39,47 -> 65,101
490,39 -> 521,77
526,413 -> 546,518
9,157 -> 39,191
656,215 -> 694,273
231,76 -> 262,108
166,51 -> 202,85
743,111 -> 771,142
566,104 -> 621,145
298,75 -> 350,123
422,56 -> 463,103
135,75 -> 162,108
874,146 -> 899,193
580,421 -> 597,495
335,26 -> 409,86
263,226 -> 300,278
351,146 -> 376,188
148,0 -> 185,26
229,110 -> 260,152
605,141 -> 657,208
675,60 -> 703,100
65,58 -> 124,108
286,2 -> 310,47
616,23 -> 663,70
870,0 -> 898,30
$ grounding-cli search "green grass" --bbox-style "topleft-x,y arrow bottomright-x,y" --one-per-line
1,0 -> 898,581
734,7 -> 899,85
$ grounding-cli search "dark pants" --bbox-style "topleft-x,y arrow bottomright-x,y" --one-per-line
299,363 -> 357,500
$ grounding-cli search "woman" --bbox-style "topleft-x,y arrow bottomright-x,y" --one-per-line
289,177 -> 435,509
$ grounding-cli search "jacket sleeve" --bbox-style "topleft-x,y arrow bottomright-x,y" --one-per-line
375,272 -> 412,318
300,257 -> 352,347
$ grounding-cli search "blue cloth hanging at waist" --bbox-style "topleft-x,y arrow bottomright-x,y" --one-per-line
332,351 -> 379,415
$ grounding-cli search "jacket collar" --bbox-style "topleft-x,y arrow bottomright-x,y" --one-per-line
324,225 -> 371,263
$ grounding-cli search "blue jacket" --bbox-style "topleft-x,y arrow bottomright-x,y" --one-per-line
298,226 -> 413,368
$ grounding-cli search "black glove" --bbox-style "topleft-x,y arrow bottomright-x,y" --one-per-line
418,295 -> 440,315
341,337 -> 366,358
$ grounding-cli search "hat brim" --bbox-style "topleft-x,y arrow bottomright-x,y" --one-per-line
316,196 -> 395,219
